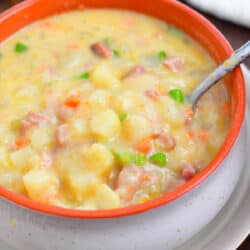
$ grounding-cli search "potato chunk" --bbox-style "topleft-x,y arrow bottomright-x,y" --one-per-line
83,143 -> 114,177
88,89 -> 110,108
69,118 -> 89,141
92,184 -> 120,209
23,169 -> 59,203
65,171 -> 100,202
27,125 -> 55,150
160,96 -> 185,127
90,109 -> 121,140
123,115 -> 153,144
113,91 -> 141,113
91,64 -> 120,88
10,146 -> 41,172
76,184 -> 120,209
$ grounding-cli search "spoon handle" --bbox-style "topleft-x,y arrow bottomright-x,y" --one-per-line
186,41 -> 250,107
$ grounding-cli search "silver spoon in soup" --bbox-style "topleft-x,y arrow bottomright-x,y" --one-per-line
186,41 -> 250,109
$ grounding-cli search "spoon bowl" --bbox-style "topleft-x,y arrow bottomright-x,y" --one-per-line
186,41 -> 250,108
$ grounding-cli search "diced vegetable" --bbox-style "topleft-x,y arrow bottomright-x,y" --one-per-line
64,94 -> 80,108
149,152 -> 167,167
14,137 -> 27,150
157,51 -> 167,60
118,113 -> 127,122
83,144 -> 115,176
184,107 -> 193,125
23,169 -> 59,203
91,64 -> 120,88
113,49 -> 120,58
123,115 -> 153,144
93,183 -> 120,209
169,89 -> 184,103
136,137 -> 151,154
90,109 -> 121,140
79,71 -> 90,79
115,151 -> 147,167
198,130 -> 208,141
115,151 -> 136,165
10,146 -> 41,171
88,90 -> 110,108
135,153 -> 147,166
103,37 -> 111,46
15,42 -> 28,53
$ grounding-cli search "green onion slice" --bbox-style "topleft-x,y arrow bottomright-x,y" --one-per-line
169,89 -> 184,103
149,152 -> 168,167
15,42 -> 28,53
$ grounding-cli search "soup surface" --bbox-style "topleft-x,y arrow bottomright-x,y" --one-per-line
0,10 -> 229,210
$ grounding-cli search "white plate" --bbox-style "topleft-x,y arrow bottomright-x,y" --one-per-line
177,65 -> 250,250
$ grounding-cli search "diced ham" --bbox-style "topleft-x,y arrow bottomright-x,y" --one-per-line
19,111 -> 50,136
153,129 -> 176,151
144,89 -> 160,101
56,124 -> 69,146
90,42 -> 112,58
180,163 -> 196,181
123,65 -> 145,78
163,56 -> 185,72
41,151 -> 53,168
27,111 -> 50,125
116,165 -> 144,202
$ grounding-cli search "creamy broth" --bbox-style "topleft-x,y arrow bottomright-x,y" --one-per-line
0,10 -> 229,209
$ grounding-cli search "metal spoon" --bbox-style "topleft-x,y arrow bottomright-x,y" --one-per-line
185,41 -> 250,109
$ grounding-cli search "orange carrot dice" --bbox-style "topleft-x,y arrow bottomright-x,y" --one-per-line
136,138 -> 152,154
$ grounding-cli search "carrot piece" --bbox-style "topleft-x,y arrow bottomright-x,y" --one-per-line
184,107 -> 194,126
186,130 -> 195,139
143,174 -> 151,182
222,102 -> 231,113
136,138 -> 152,154
198,130 -> 208,141
64,94 -> 80,108
14,137 -> 27,150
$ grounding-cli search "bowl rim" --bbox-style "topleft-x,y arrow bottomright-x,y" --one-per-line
0,0 -> 246,218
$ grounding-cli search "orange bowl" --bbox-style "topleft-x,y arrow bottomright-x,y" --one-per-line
0,0 -> 246,218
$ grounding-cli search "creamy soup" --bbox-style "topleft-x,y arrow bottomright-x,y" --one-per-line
0,10 -> 229,210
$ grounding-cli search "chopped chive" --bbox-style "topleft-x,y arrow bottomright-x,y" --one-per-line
115,151 -> 147,167
115,151 -> 136,165
157,51 -> 167,60
15,42 -> 28,53
103,37 -> 111,46
149,152 -> 167,167
79,71 -> 90,79
113,49 -> 120,58
169,89 -> 184,103
118,113 -> 127,122
135,153 -> 147,166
